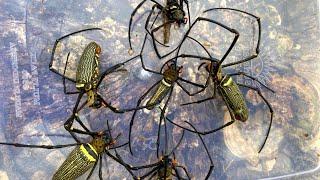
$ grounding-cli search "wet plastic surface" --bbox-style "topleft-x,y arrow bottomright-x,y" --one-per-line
0,0 -> 319,179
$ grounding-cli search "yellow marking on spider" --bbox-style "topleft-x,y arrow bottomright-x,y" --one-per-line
161,79 -> 171,87
76,83 -> 85,88
79,144 -> 98,162
223,78 -> 233,87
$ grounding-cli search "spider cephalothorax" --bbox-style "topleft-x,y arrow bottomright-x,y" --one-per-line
165,3 -> 187,25
163,62 -> 183,84
86,91 -> 104,109
128,0 -> 191,58
157,156 -> 176,179
90,130 -> 114,154
198,61 -> 222,82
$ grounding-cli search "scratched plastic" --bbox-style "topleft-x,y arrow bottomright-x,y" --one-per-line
0,0 -> 319,180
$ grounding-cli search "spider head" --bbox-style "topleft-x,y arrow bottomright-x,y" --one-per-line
167,5 -> 188,25
87,91 -> 103,108
92,95 -> 103,108
198,61 -> 223,81
158,155 -> 174,178
163,62 -> 182,84
100,130 -> 113,145
91,130 -> 112,153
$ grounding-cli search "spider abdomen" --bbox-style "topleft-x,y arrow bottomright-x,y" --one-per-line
53,144 -> 98,180
218,76 -> 248,122
146,79 -> 172,110
76,42 -> 101,90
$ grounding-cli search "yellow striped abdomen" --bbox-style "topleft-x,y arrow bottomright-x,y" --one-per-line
146,79 -> 171,110
52,144 -> 98,180
76,42 -> 100,90
218,76 -> 248,122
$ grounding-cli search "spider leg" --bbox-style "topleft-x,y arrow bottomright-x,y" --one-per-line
165,116 -> 197,134
175,17 -> 239,73
177,36 -> 213,94
173,166 -> 189,180
86,159 -> 98,180
181,96 -> 215,106
176,81 -> 204,97
106,122 -> 126,160
199,18 -> 239,67
0,142 -> 79,149
130,161 -> 162,170
95,54 -> 162,113
178,54 -> 218,62
228,72 -> 275,93
180,79 -> 217,105
139,34 -> 163,75
140,166 -> 160,179
151,20 -> 180,59
204,8 -> 261,68
185,122 -> 214,180
97,55 -> 141,87
157,87 -> 174,157
168,129 -> 185,156
178,77 -> 205,89
165,115 -> 235,136
100,94 -> 160,113
145,4 -> 170,48
74,113 -> 90,133
198,120 -> 236,136
62,52 -> 80,94
128,0 -> 164,53
148,171 -> 158,179
98,155 -> 103,180
64,92 -> 97,140
175,165 -> 191,180
104,150 -> 138,179
237,83 -> 273,153
129,80 -> 162,155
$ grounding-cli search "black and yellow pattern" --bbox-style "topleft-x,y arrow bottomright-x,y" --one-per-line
218,75 -> 249,122
53,144 -> 98,180
75,42 -> 100,90
146,79 -> 172,110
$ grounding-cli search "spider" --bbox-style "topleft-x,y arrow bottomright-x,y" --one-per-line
0,120 -> 136,180
165,8 -> 273,153
128,55 -> 206,156
128,0 -> 191,59
49,28 -> 153,140
129,122 -> 213,179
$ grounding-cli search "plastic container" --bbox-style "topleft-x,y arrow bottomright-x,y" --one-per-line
0,0 -> 319,179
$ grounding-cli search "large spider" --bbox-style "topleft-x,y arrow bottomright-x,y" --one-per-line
49,28 -> 153,140
129,122 -> 213,180
128,0 -> 191,58
166,8 -> 274,153
0,120 -> 136,180
128,54 -> 208,156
